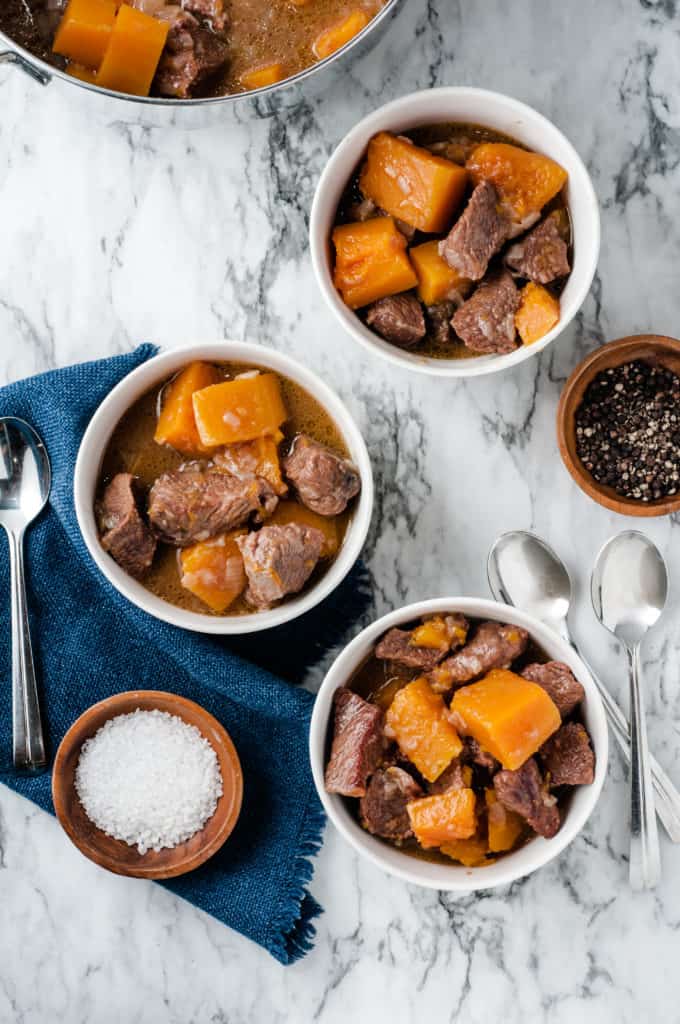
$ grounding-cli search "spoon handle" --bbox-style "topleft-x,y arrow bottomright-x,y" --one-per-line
627,643 -> 660,889
8,529 -> 46,772
572,646 -> 680,843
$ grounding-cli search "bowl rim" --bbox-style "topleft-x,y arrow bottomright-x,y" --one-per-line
309,85 -> 601,379
52,689 -> 243,879
74,341 -> 374,635
309,596 -> 608,891
556,333 -> 680,517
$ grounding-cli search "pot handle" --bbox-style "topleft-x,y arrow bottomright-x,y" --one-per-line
0,51 -> 51,86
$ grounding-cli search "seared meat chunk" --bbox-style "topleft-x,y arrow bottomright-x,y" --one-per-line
521,662 -> 585,718
96,473 -> 157,579
505,212 -> 570,284
439,181 -> 510,281
494,758 -> 560,838
154,11 -> 228,99
452,270 -> 520,355
182,0 -> 227,30
365,293 -> 426,348
148,464 -> 277,546
461,736 -> 499,775
360,766 -> 423,838
375,628 -> 447,671
429,621 -> 529,691
236,522 -> 324,608
283,435 -> 360,516
426,301 -> 456,346
539,723 -> 595,786
427,758 -> 469,795
325,688 -> 385,797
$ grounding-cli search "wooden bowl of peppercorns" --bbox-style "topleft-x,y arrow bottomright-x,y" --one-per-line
557,334 -> 680,516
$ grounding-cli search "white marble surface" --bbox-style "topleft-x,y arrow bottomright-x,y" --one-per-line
2,0 -> 680,1020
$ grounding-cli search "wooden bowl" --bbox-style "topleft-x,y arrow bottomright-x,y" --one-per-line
557,334 -> 680,516
52,691 -> 243,879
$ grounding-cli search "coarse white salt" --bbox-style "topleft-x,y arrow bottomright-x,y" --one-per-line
75,709 -> 223,855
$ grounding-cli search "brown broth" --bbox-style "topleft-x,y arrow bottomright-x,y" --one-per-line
335,122 -> 573,361
98,361 -> 352,616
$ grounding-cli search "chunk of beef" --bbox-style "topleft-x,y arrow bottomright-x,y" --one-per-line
451,270 -> 520,355
182,0 -> 227,30
505,212 -> 570,284
494,758 -> 561,838
375,628 -> 447,671
429,621 -> 529,691
539,723 -> 595,786
236,522 -> 324,608
96,473 -> 157,579
154,11 -> 228,99
148,464 -> 278,546
365,293 -> 426,348
521,662 -> 585,718
360,766 -> 423,838
283,435 -> 361,517
325,688 -> 385,797
461,736 -> 500,775
427,758 -> 468,795
426,301 -> 456,346
439,181 -> 511,281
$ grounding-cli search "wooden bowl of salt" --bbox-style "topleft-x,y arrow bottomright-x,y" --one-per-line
52,691 -> 243,879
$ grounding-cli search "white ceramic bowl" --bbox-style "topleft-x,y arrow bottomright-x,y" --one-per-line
310,598 -> 608,891
310,87 -> 600,378
74,342 -> 374,635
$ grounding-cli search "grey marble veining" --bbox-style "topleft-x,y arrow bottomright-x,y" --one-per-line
1,0 -> 680,1021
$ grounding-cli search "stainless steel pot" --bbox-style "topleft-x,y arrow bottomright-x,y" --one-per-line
0,0 -> 403,125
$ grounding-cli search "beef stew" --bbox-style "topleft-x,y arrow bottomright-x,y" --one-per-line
96,360 -> 361,616
324,613 -> 595,867
2,0 -> 386,99
332,123 -> 573,360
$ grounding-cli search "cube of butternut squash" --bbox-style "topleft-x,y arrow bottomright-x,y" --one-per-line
193,373 -> 287,446
451,669 -> 561,771
360,132 -> 469,233
241,63 -> 285,90
332,216 -> 418,310
179,530 -> 246,613
385,677 -> 462,782
410,614 -> 468,651
313,11 -> 370,60
154,361 -> 222,455
97,4 -> 169,97
515,282 -> 560,345
466,143 -> 568,221
267,500 -> 339,558
440,834 -> 489,867
53,0 -> 117,69
407,787 -> 477,848
216,433 -> 287,496
485,788 -> 524,853
410,240 -> 472,306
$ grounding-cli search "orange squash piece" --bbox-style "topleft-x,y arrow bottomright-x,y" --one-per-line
359,132 -> 468,233
441,834 -> 489,867
451,669 -> 561,771
485,789 -> 524,854
241,63 -> 285,90
407,787 -> 477,848
332,216 -> 418,310
409,240 -> 472,306
268,501 -> 339,558
193,373 -> 288,446
179,530 -> 247,613
53,0 -> 117,68
154,361 -> 222,456
313,11 -> 370,60
97,4 -> 169,97
466,143 -> 568,221
217,433 -> 287,496
410,614 -> 468,651
515,282 -> 560,345
66,63 -> 98,84
385,677 -> 462,782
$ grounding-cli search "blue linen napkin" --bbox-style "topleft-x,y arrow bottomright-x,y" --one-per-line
0,345 -> 372,965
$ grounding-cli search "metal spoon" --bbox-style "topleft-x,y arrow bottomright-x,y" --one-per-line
487,530 -> 680,843
0,418 -> 50,772
592,531 -> 666,889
